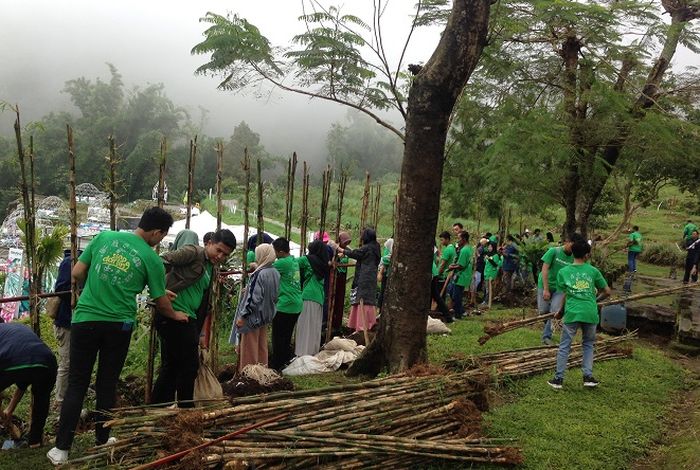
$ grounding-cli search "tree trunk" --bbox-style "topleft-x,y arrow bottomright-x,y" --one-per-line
347,0 -> 492,376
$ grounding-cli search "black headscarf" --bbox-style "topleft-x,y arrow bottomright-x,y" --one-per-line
360,228 -> 381,260
307,240 -> 330,280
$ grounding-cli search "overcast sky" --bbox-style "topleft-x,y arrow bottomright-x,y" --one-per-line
0,0 -> 443,165
0,1 -> 698,166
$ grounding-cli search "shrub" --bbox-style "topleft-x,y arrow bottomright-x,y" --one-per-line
638,243 -> 684,267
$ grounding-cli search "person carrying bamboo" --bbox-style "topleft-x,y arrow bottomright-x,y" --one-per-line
151,229 -> 236,407
230,244 -> 280,369
294,240 -> 329,356
547,238 -> 611,390
48,207 -> 187,466
337,228 -> 381,335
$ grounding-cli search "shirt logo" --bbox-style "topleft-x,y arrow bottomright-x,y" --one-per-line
103,253 -> 131,272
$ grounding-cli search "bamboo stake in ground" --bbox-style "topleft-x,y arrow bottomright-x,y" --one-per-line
185,136 -> 197,229
14,108 -> 39,335
240,148 -> 251,288
300,161 -> 309,255
67,125 -> 78,308
256,158 -> 264,244
107,135 -> 118,231
319,165 -> 332,236
372,182 -> 381,232
284,152 -> 298,240
488,279 -> 493,310
209,141 -> 224,372
157,137 -> 167,209
359,171 -> 370,231
27,135 -> 41,336
145,302 -> 157,404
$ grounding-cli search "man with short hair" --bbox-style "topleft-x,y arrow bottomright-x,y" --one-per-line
270,237 -> 303,370
683,219 -> 697,242
49,207 -> 186,466
151,229 -> 236,407
538,234 -> 578,345
449,231 -> 473,319
452,222 -> 463,237
437,231 -> 456,300
627,225 -> 643,273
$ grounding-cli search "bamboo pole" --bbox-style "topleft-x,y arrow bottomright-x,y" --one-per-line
145,302 -> 157,404
241,148 -> 251,285
210,141 -> 225,372
256,158 -> 264,245
186,136 -> 198,229
359,172 -> 371,231
27,135 -> 40,336
107,135 -> 118,230
319,165 -> 332,236
372,182 -> 381,232
14,108 -> 39,335
284,152 -> 298,240
67,125 -> 78,308
157,137 -> 167,209
299,162 -> 309,255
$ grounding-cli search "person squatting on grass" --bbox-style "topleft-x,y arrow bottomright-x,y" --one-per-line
230,244 -> 280,370
294,240 -> 329,357
48,207 -> 187,466
538,234 -> 580,345
548,239 -> 612,390
270,237 -> 303,371
151,229 -> 235,407
0,320 -> 57,448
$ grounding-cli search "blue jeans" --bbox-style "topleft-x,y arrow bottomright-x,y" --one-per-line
537,289 -> 565,341
452,284 -> 465,317
627,251 -> 639,272
555,321 -> 596,380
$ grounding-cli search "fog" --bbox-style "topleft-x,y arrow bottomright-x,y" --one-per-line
0,0 -> 442,166
1,1 -> 697,169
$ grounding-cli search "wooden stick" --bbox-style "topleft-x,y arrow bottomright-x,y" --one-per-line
256,158 -> 264,244
157,138 -> 167,209
210,141 -> 224,371
107,135 -> 118,231
185,136 -> 197,229
67,125 -> 78,308
488,279 -> 493,309
145,302 -> 157,404
372,182 -> 381,232
241,148 -> 251,285
284,153 -> 298,240
359,172 -> 370,231
300,162 -> 309,255
130,414 -> 287,470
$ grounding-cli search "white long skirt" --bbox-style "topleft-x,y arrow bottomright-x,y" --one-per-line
294,300 -> 323,357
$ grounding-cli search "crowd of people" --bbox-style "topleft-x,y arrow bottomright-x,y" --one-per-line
0,206 -> 698,464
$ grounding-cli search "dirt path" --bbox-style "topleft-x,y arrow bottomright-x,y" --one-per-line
632,351 -> 700,470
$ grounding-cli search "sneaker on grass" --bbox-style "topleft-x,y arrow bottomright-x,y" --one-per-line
47,447 -> 69,466
547,377 -> 563,390
583,376 -> 600,387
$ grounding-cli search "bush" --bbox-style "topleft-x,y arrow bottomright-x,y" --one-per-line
638,243 -> 684,267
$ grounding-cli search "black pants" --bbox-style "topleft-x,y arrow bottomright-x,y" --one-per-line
271,311 -> 300,371
431,277 -> 449,316
0,360 -> 57,445
683,255 -> 699,283
55,321 -> 131,450
151,316 -> 199,407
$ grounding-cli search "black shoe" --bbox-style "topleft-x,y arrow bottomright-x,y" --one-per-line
454,314 -> 464,320
444,316 -> 454,324
583,376 -> 599,388
547,377 -> 563,390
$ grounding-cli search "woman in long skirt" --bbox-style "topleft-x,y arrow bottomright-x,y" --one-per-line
338,228 -> 381,333
294,241 -> 330,356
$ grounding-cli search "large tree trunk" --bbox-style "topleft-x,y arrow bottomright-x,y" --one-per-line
347,0 -> 492,376
562,0 -> 699,236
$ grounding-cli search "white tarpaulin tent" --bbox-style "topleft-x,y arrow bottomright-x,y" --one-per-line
162,211 -> 301,256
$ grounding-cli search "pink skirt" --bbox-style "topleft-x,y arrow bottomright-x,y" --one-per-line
347,304 -> 377,332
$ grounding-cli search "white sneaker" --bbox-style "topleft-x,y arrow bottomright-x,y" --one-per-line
47,447 -> 69,465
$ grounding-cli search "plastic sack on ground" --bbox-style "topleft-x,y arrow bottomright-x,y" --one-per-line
193,348 -> 223,406
427,316 -> 451,335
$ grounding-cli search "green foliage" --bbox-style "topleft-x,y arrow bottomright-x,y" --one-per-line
516,238 -> 549,270
638,242 -> 685,267
17,222 -> 69,272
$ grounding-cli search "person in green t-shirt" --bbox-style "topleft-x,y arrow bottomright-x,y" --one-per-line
481,243 -> 501,308
151,229 -> 235,408
448,231 -> 473,319
50,207 -> 187,466
294,241 -> 329,357
538,233 -> 579,345
270,237 -> 303,371
626,225 -> 643,273
547,239 -> 611,390
683,219 -> 697,242
437,231 -> 456,299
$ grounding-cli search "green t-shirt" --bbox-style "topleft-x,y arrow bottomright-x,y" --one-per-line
439,244 -> 457,280
73,231 -> 166,323
455,245 -> 474,287
683,223 -> 697,240
557,263 -> 608,324
537,247 -> 574,291
273,256 -> 303,314
171,262 -> 212,319
484,253 -> 501,281
298,256 -> 325,305
337,255 -> 349,274
431,252 -> 439,277
628,231 -> 643,252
